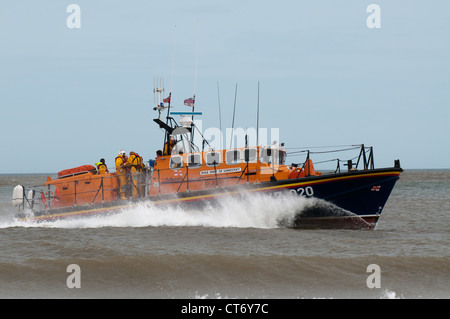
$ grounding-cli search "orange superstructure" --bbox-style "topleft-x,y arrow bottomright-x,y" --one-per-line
149,146 -> 320,196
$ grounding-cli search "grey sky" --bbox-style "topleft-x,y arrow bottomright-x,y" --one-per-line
0,1 -> 449,173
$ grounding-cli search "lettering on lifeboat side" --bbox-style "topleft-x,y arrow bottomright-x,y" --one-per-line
200,167 -> 241,175
290,186 -> 315,197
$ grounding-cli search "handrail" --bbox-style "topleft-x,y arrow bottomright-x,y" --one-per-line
289,144 -> 376,173
91,176 -> 104,204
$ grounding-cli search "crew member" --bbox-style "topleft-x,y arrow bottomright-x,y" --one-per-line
115,150 -> 129,200
149,150 -> 162,169
95,158 -> 109,174
163,136 -> 176,155
126,151 -> 144,198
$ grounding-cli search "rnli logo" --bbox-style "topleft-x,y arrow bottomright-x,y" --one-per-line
371,186 -> 381,191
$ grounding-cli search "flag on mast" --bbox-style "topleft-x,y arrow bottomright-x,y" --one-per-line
163,93 -> 171,104
184,96 -> 195,107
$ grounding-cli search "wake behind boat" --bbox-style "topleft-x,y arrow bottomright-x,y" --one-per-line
11,82 -> 402,229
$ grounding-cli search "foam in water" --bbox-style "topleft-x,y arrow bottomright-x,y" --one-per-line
380,289 -> 403,299
0,192 -> 366,229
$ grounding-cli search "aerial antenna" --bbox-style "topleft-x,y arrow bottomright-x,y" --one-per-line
153,77 -> 166,120
190,20 -> 200,145
229,83 -> 238,149
193,20 -> 200,97
256,81 -> 260,147
217,82 -> 223,150
170,25 -> 177,94
164,25 -> 177,129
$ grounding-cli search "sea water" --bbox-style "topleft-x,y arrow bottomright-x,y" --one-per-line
0,170 -> 449,299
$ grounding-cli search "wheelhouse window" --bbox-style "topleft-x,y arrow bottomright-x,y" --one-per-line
259,147 -> 271,163
187,153 -> 202,169
206,151 -> 221,167
259,147 -> 286,165
279,150 -> 286,165
169,155 -> 183,169
226,149 -> 242,165
243,148 -> 257,163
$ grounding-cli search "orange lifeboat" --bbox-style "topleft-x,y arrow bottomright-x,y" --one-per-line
10,79 -> 402,231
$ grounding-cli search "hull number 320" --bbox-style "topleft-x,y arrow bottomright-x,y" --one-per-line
290,186 -> 314,197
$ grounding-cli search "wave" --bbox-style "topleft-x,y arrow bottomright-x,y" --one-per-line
1,254 -> 448,298
0,192 -> 364,230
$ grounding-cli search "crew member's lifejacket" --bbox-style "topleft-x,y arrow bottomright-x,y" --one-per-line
163,140 -> 175,155
96,162 -> 108,174
127,152 -> 144,171
115,155 -> 127,174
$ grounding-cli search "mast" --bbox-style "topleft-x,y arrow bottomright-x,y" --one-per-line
256,81 -> 260,147
190,20 -> 200,146
153,23 -> 201,155
153,25 -> 177,154
217,82 -> 223,150
153,77 -> 172,151
229,83 -> 238,149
